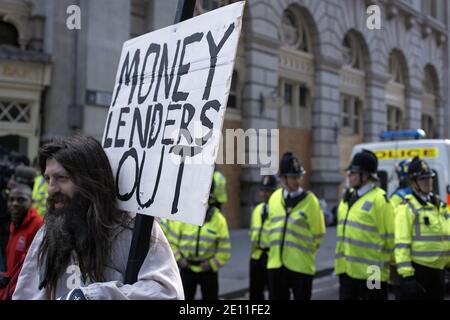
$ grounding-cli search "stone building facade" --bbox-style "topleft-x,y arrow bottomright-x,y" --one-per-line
0,0 -> 449,228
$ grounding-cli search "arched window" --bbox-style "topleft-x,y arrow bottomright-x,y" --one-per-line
386,50 -> 407,131
389,52 -> 405,84
342,33 -> 362,70
423,66 -> 438,96
338,31 -> 369,195
340,95 -> 363,134
339,31 -> 366,136
280,9 -> 311,52
387,106 -> 403,131
0,22 -> 19,47
422,66 -> 439,137
278,7 -> 315,130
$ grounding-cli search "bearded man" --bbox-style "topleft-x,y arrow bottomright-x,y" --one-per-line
12,135 -> 184,300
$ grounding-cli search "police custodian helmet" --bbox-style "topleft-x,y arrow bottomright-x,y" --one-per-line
408,156 -> 435,179
346,149 -> 378,179
395,158 -> 412,185
260,175 -> 278,191
279,152 -> 306,177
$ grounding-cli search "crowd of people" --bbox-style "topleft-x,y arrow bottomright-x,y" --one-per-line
160,149 -> 449,301
1,135 -> 449,300
0,149 -> 46,298
0,136 -> 183,300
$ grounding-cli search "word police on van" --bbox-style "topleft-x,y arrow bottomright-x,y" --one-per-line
351,130 -> 450,206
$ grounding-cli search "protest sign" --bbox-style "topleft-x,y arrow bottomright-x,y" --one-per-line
102,1 -> 244,225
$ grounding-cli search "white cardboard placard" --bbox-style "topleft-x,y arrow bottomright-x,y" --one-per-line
102,1 -> 244,225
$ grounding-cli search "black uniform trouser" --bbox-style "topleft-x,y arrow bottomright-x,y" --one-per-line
339,274 -> 388,300
249,251 -> 268,300
268,266 -> 313,300
180,268 -> 218,300
389,264 -> 402,300
398,263 -> 445,300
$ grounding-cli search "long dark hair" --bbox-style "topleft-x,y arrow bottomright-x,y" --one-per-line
38,135 -> 127,294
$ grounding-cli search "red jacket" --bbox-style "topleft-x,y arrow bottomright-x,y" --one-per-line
5,207 -> 43,277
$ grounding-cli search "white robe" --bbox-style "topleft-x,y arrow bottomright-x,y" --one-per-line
12,215 -> 184,300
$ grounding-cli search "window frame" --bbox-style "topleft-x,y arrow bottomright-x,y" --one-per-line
421,114 -> 435,138
279,78 -> 312,130
387,105 -> 403,131
340,94 -> 363,135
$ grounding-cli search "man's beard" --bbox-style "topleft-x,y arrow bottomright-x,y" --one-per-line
43,192 -> 91,275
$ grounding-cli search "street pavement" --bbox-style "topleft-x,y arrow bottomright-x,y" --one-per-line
217,226 -> 338,300
216,226 -> 450,300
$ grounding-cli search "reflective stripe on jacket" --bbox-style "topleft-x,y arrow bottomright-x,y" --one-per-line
32,175 -> 48,216
395,194 -> 450,277
170,207 -> 231,273
213,171 -> 228,204
250,202 -> 270,260
267,188 -> 326,275
335,187 -> 395,282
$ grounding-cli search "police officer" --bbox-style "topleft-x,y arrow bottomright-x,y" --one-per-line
389,158 -> 413,298
249,175 -> 277,300
390,159 -> 413,208
170,180 -> 231,300
159,217 -> 178,243
266,152 -> 326,300
210,168 -> 228,210
31,158 -> 48,216
395,156 -> 450,300
335,149 -> 395,300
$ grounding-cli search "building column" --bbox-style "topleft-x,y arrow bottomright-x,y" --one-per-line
310,57 -> 342,208
240,34 -> 279,227
404,85 -> 422,131
445,3 -> 450,138
436,96 -> 445,138
364,72 -> 389,142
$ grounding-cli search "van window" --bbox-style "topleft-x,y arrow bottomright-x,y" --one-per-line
432,169 -> 439,196
377,171 -> 388,192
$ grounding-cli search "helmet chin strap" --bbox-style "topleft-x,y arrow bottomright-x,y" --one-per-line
413,179 -> 429,198
355,172 -> 363,190
354,172 -> 367,190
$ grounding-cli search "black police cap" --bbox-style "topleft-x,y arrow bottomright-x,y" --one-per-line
260,175 -> 277,191
279,152 -> 305,177
347,149 -> 378,175
408,156 -> 435,179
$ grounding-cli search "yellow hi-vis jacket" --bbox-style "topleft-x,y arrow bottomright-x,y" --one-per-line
266,188 -> 326,275
335,187 -> 395,282
213,171 -> 228,204
32,174 -> 48,216
159,218 -> 176,240
159,218 -> 168,235
169,207 -> 231,273
390,187 -> 412,209
250,202 -> 270,260
395,194 -> 450,277
165,219 -> 182,250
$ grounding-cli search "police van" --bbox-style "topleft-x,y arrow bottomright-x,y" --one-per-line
351,130 -> 450,205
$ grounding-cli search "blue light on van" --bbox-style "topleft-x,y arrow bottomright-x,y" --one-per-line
379,129 -> 426,141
